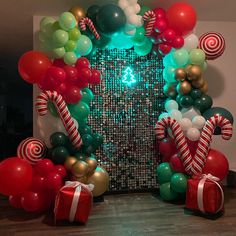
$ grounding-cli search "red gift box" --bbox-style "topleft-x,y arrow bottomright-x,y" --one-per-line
54,181 -> 94,223
185,174 -> 224,214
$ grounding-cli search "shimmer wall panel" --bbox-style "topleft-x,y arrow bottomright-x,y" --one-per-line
89,49 -> 165,191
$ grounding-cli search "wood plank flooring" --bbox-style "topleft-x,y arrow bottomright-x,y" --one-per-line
0,188 -> 236,236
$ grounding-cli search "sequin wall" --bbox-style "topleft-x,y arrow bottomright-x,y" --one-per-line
89,49 -> 165,192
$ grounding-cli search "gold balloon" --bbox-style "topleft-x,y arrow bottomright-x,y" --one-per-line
164,83 -> 177,98
192,77 -> 205,88
64,156 -> 78,171
177,81 -> 192,95
187,65 -> 202,81
86,166 -> 109,197
185,64 -> 192,72
86,157 -> 98,175
69,6 -> 86,22
71,175 -> 88,184
200,81 -> 208,94
71,161 -> 89,178
175,68 -> 186,81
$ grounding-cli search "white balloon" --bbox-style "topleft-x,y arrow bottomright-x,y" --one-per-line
135,15 -> 143,27
186,127 -> 201,141
134,4 -> 141,14
179,118 -> 192,131
127,14 -> 143,26
127,0 -> 138,4
118,0 -> 129,9
181,107 -> 201,120
183,34 -> 199,52
158,112 -> 169,121
124,6 -> 135,16
192,115 -> 206,129
169,109 -> 182,121
165,100 -> 178,112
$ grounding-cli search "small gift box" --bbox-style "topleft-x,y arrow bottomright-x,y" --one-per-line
54,181 -> 94,224
185,174 -> 224,214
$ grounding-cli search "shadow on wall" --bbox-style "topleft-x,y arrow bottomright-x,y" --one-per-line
205,64 -> 225,99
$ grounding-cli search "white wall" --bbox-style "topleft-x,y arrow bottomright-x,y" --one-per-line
196,21 -> 236,170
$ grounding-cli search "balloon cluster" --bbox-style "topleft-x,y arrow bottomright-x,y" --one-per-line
0,157 -> 66,212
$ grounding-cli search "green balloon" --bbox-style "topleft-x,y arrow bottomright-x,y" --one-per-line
160,182 -> 178,201
53,47 -> 66,58
180,95 -> 193,108
132,27 -> 146,46
176,94 -> 183,105
156,162 -> 174,185
190,89 -> 202,100
87,5 -> 100,22
52,29 -> 69,47
201,94 -> 213,110
194,98 -> 205,112
79,125 -> 92,135
69,28 -> 81,41
170,173 -> 188,193
50,132 -> 68,147
76,35 -> 93,56
82,134 -> 94,146
134,38 -> 152,56
74,152 -> 87,161
96,4 -> 126,34
48,101 -> 59,117
189,49 -> 206,65
63,52 -> 77,65
68,101 -> 90,121
78,118 -> 88,129
51,146 -> 70,164
81,88 -> 94,104
65,40 -> 77,52
93,34 -> 111,49
40,17 -> 56,36
92,133 -> 104,146
172,48 -> 189,67
84,145 -> 96,155
59,12 -> 76,31
52,21 -> 61,32
138,6 -> 151,16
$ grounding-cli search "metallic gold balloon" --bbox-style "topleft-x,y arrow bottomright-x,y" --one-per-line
64,156 -> 78,171
86,157 -> 98,175
71,161 -> 89,178
175,68 -> 186,81
163,83 -> 177,98
192,77 -> 205,88
200,81 -> 208,94
185,64 -> 192,72
187,65 -> 202,81
69,6 -> 86,22
71,175 -> 88,184
86,166 -> 109,197
177,81 -> 192,95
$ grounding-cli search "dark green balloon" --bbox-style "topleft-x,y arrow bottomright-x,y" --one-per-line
180,95 -> 193,108
194,98 -> 204,112
96,4 -> 126,34
84,145 -> 96,155
50,132 -> 68,147
176,94 -> 183,105
87,5 -> 100,22
160,182 -> 178,201
68,101 -> 90,121
201,94 -> 213,110
170,173 -> 188,193
203,107 -> 234,135
81,88 -> 94,104
79,125 -> 92,135
190,89 -> 202,100
51,146 -> 70,164
74,152 -> 87,161
156,162 -> 174,185
82,134 -> 94,146
48,101 -> 58,117
93,34 -> 111,49
92,133 -> 104,146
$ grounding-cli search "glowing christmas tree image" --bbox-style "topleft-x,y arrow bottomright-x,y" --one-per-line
122,67 -> 136,85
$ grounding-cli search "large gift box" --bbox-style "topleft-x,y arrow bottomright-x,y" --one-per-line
185,174 -> 224,214
54,181 -> 94,223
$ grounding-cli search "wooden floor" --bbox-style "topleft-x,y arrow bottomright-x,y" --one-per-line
0,188 -> 236,236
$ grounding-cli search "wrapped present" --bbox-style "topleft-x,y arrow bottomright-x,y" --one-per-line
54,181 -> 94,224
185,174 -> 224,214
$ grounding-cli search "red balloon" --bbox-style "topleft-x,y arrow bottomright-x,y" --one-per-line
75,57 -> 91,69
172,35 -> 184,49
167,3 -> 196,36
89,69 -> 101,85
64,65 -> 78,84
159,138 -> 177,161
154,18 -> 168,33
56,83 -> 67,95
161,29 -> 176,43
18,51 -> 52,84
78,68 -> 92,81
54,165 -> 67,178
202,149 -> 229,181
158,43 -> 172,55
47,66 -> 66,86
0,157 -> 33,196
170,154 -> 185,173
30,175 -> 46,192
153,8 -> 166,19
45,172 -> 63,191
187,139 -> 198,156
21,191 -> 45,212
34,159 -> 55,177
64,85 -> 82,104
9,195 -> 22,209
53,58 -> 66,68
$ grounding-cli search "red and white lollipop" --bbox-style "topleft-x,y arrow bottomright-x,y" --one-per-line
17,137 -> 47,164
199,32 -> 225,60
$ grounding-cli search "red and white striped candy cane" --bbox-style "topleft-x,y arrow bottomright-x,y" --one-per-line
79,17 -> 100,40
35,91 -> 82,150
193,114 -> 233,174
155,117 -> 193,175
143,10 -> 156,36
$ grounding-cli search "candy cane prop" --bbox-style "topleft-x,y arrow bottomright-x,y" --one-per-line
35,91 -> 82,150
142,10 -> 156,36
192,114 -> 233,174
79,17 -> 100,40
155,117 -> 193,175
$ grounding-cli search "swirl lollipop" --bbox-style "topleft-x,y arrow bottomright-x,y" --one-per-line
199,32 -> 225,60
17,137 -> 47,164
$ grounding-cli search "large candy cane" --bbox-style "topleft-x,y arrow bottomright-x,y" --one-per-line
79,17 -> 100,40
192,114 -> 233,174
35,91 -> 82,150
142,10 -> 156,36
155,117 -> 193,175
